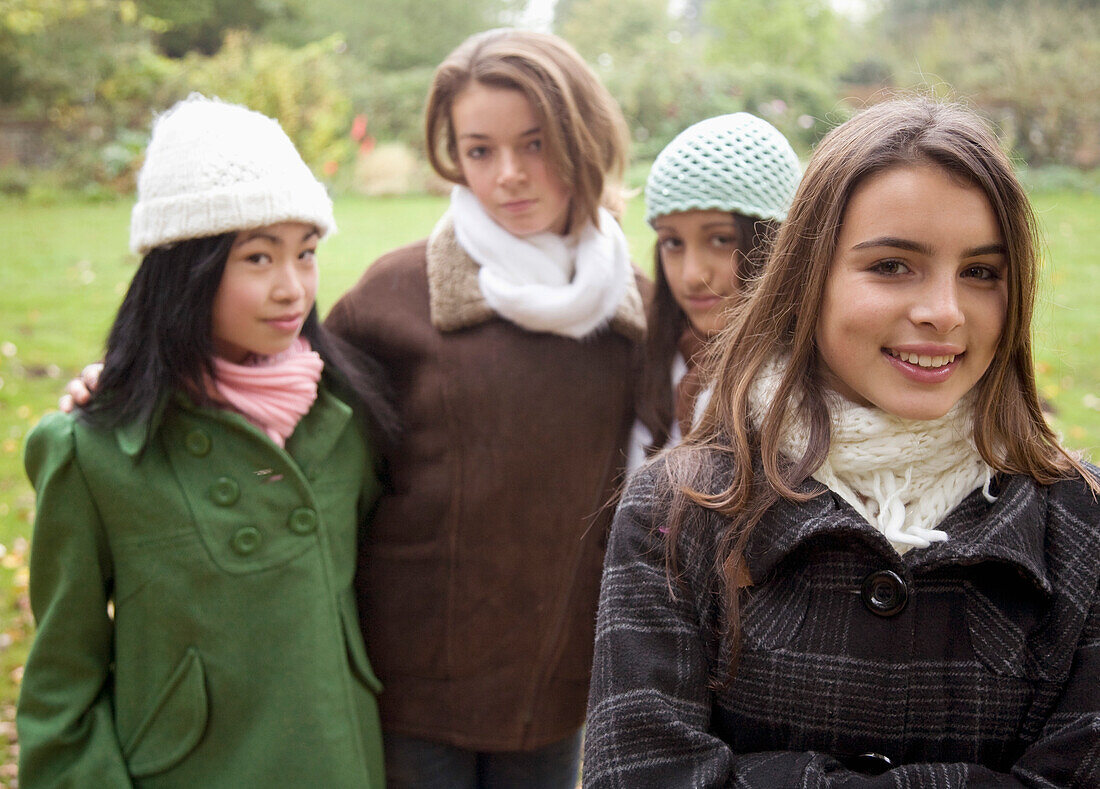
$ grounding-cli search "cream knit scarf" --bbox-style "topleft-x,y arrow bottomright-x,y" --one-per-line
449,185 -> 632,339
749,357 -> 995,554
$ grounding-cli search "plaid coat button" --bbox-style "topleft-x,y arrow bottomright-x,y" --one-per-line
842,752 -> 894,774
861,570 -> 908,617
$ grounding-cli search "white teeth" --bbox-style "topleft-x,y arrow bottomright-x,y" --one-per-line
890,350 -> 956,368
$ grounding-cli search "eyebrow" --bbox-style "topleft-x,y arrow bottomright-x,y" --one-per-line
458,126 -> 541,140
235,231 -> 278,246
235,227 -> 320,246
653,220 -> 737,232
851,236 -> 1005,258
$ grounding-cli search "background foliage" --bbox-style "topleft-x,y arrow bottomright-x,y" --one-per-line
3,0 -> 1097,195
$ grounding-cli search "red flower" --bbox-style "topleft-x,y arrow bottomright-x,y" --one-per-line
351,114 -> 369,142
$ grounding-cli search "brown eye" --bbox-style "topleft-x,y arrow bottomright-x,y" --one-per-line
870,259 -> 909,276
962,264 -> 1000,281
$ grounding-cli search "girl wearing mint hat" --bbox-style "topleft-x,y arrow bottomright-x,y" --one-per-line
630,113 -> 801,469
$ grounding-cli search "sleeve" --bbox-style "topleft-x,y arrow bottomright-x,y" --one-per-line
18,413 -> 132,787
1008,586 -> 1100,786
583,466 -> 737,788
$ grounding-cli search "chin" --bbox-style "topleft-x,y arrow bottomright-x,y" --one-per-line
875,397 -> 959,422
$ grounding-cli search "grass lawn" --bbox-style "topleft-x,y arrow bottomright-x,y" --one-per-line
0,189 -> 1096,777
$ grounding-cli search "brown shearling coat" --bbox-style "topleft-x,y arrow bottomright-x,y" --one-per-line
325,216 -> 647,751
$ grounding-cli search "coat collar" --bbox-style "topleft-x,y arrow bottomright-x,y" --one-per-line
116,396 -> 170,457
114,381 -> 351,472
742,472 -> 1052,596
425,213 -> 647,344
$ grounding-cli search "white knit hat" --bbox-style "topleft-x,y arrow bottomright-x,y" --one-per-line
130,94 -> 336,255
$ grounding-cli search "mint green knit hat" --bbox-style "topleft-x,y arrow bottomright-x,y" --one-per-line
645,112 -> 802,226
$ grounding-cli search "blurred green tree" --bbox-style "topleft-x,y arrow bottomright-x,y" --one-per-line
135,0 -> 293,56
702,0 -> 847,76
873,0 -> 1100,166
553,0 -> 846,160
267,0 -> 522,70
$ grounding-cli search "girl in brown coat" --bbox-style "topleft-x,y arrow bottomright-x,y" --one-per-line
325,29 -> 644,788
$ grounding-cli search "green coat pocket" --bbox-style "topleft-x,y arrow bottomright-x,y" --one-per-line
122,648 -> 209,778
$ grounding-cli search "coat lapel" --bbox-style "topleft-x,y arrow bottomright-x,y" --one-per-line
909,474 -> 1051,595
284,386 -> 352,477
742,472 -> 1052,596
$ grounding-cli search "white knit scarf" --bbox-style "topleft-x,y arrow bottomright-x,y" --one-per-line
449,185 -> 632,339
749,357 -> 995,554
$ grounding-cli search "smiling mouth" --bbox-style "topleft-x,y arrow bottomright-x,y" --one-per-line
887,349 -> 959,368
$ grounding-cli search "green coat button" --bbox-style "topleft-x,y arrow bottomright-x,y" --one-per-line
288,507 -> 318,535
230,526 -> 262,555
210,477 -> 240,506
184,430 -> 211,457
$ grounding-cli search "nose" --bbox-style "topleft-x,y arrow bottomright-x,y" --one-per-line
496,149 -> 526,187
911,274 -> 964,333
271,260 -> 307,303
680,246 -> 712,291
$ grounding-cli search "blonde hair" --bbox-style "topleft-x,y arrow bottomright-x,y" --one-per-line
663,96 -> 1097,677
424,29 -> 629,230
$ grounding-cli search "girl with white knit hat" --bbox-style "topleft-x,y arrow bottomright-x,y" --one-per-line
19,95 -> 394,786
584,97 -> 1100,786
629,113 -> 801,469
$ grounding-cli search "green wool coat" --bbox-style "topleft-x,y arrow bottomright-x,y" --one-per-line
18,385 -> 385,788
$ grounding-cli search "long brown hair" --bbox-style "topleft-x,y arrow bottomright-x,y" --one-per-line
661,96 -> 1098,676
636,214 -> 778,451
424,28 -> 629,230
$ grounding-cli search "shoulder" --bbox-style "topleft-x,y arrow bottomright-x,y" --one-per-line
325,239 -> 430,337
23,410 -> 127,489
365,239 -> 430,282
342,239 -> 429,297
1044,463 -> 1100,540
24,411 -> 80,478
615,445 -> 731,559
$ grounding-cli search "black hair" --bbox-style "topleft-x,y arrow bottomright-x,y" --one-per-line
82,232 -> 399,454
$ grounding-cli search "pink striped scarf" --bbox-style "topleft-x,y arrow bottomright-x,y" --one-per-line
209,337 -> 323,447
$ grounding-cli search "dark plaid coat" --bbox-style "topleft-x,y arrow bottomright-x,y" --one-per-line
584,457 -> 1100,787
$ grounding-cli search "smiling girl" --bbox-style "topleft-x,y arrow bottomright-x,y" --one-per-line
324,29 -> 643,788
583,97 -> 1100,787
631,113 -> 801,468
19,96 -> 395,787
